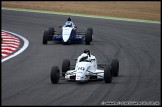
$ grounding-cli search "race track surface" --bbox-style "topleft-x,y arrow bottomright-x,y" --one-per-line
1,10 -> 161,105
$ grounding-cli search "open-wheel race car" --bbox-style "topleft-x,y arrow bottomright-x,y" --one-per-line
50,49 -> 119,84
43,17 -> 93,45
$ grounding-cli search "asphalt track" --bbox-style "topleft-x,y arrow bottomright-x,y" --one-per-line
1,10 -> 161,105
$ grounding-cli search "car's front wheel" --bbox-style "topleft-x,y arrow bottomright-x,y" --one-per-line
43,30 -> 49,44
111,59 -> 119,77
104,66 -> 112,83
50,66 -> 60,84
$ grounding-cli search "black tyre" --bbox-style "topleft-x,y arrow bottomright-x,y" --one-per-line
62,59 -> 70,77
48,27 -> 54,40
43,30 -> 49,44
104,66 -> 112,83
48,27 -> 54,35
85,30 -> 91,45
87,28 -> 93,41
111,59 -> 119,77
50,66 -> 60,84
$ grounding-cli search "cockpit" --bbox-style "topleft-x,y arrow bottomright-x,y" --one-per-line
65,21 -> 73,27
79,56 -> 91,62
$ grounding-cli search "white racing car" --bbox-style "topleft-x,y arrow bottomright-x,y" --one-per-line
50,49 -> 119,84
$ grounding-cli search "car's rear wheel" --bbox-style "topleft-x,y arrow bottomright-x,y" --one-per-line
48,27 -> 54,35
111,59 -> 119,77
104,66 -> 112,83
62,59 -> 70,77
43,30 -> 49,44
50,66 -> 60,84
87,28 -> 93,41
85,30 -> 91,45
48,27 -> 54,40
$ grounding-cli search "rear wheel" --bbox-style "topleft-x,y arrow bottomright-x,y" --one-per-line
87,28 -> 93,41
50,66 -> 60,84
48,27 -> 54,35
111,59 -> 119,77
48,27 -> 54,40
43,30 -> 49,44
85,30 -> 91,45
104,66 -> 112,83
62,59 -> 70,77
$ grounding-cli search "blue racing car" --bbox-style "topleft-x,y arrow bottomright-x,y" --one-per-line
43,17 -> 93,45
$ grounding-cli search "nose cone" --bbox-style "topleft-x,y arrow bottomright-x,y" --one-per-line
76,72 -> 84,81
62,35 -> 69,42
76,69 -> 87,82
62,27 -> 73,42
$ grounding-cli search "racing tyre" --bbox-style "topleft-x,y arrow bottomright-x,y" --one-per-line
111,59 -> 119,77
87,28 -> 93,41
48,27 -> 54,35
104,66 -> 112,83
85,30 -> 91,45
62,59 -> 70,77
48,27 -> 54,40
50,66 -> 60,84
43,30 -> 49,44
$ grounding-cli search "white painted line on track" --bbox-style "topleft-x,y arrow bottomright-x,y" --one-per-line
1,30 -> 29,62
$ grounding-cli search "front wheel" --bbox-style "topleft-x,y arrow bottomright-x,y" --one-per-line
43,30 -> 49,44
111,59 -> 119,77
50,66 -> 60,84
104,66 -> 112,83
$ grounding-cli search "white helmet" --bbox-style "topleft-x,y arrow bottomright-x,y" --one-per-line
65,21 -> 72,27
79,54 -> 89,62
83,49 -> 91,57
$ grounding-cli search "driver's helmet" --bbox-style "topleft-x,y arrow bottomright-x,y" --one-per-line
83,49 -> 91,57
80,55 -> 88,62
65,21 -> 72,27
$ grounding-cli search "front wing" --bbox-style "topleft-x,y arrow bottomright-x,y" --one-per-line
64,69 -> 104,81
51,34 -> 85,42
